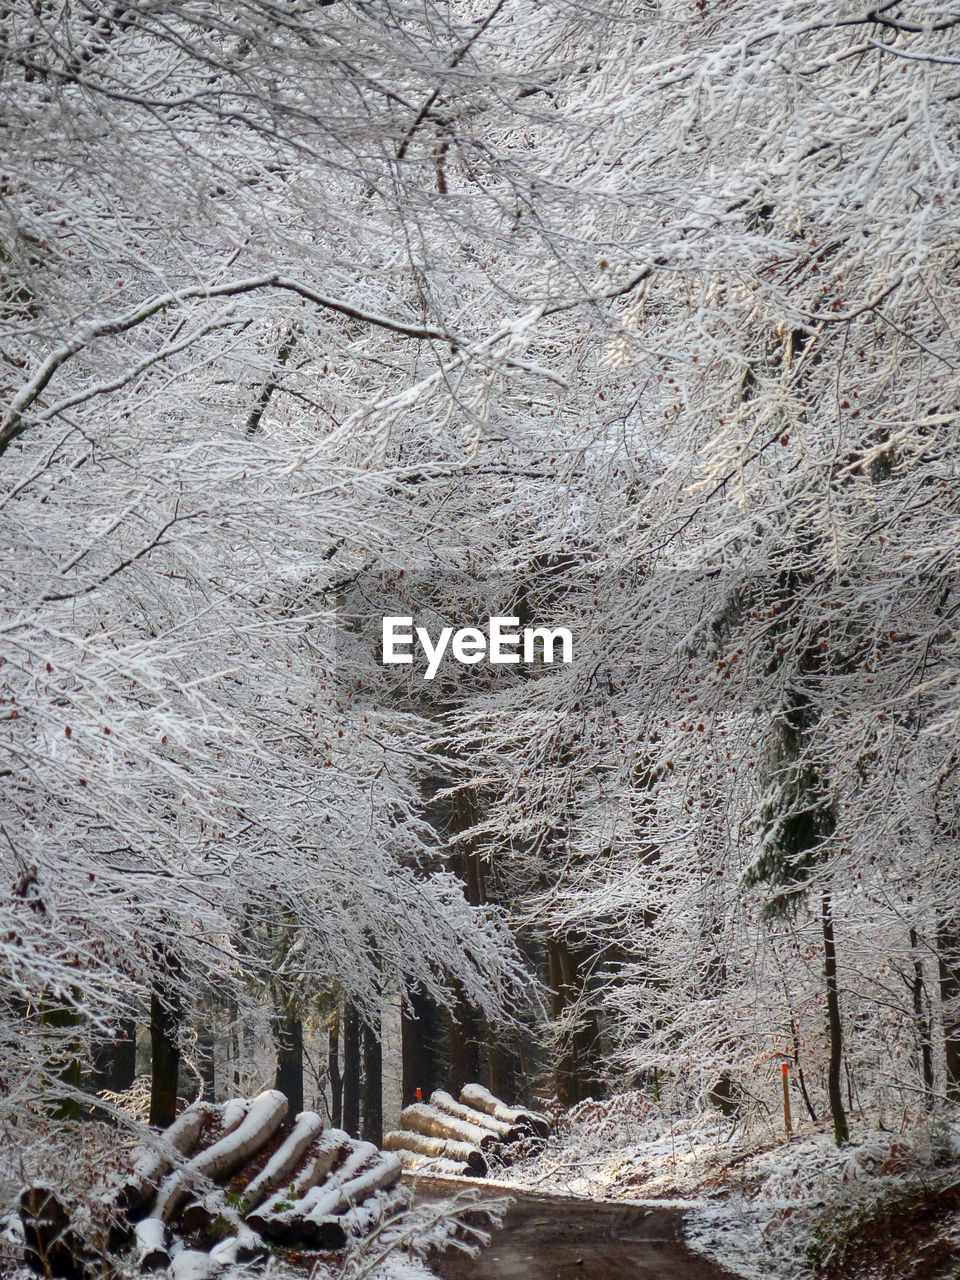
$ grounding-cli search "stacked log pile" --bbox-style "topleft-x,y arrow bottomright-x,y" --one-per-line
384,1084 -> 550,1178
22,1090 -> 408,1278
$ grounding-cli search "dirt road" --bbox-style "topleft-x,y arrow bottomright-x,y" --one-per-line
418,1184 -> 737,1280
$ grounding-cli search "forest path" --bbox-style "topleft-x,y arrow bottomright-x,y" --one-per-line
414,1183 -> 737,1280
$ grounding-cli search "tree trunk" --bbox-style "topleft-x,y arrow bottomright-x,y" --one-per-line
548,935 -> 604,1106
342,1002 -> 361,1138
274,1008 -> 304,1115
487,1039 -> 520,1105
361,1016 -> 382,1146
328,1023 -> 342,1128
910,928 -> 935,1109
447,982 -> 480,1096
150,952 -> 182,1129
196,1022 -> 216,1102
90,1017 -> 137,1095
822,889 -> 849,1145
937,919 -> 960,1099
401,986 -> 443,1104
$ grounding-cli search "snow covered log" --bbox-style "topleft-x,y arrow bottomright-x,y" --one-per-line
154,1090 -> 288,1222
430,1090 -> 522,1142
340,1186 -> 410,1239
168,1250 -> 220,1280
120,1101 -> 214,1214
302,1153 -> 403,1249
19,1184 -> 89,1280
395,1150 -> 474,1178
399,1102 -> 500,1151
241,1110 -> 325,1210
133,1218 -> 170,1272
382,1128 -> 487,1176
247,1128 -> 352,1237
459,1084 -> 551,1137
305,1151 -> 402,1222
208,1223 -> 264,1268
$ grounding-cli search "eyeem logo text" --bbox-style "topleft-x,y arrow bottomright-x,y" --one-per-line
382,616 -> 573,680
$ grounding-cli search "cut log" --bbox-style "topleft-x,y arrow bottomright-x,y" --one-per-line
459,1084 -> 551,1137
252,1139 -> 384,1247
154,1090 -> 288,1222
430,1090 -> 521,1142
19,1184 -> 88,1280
400,1102 -> 499,1150
383,1129 -> 487,1176
242,1110 -> 325,1210
247,1128 -> 351,1237
220,1097 -> 249,1133
303,1152 -> 402,1247
120,1101 -> 214,1214
340,1186 -> 410,1238
208,1223 -> 263,1267
395,1150 -> 473,1178
168,1249 -> 221,1280
133,1218 -> 169,1272
306,1151 -> 402,1222
178,1191 -> 229,1237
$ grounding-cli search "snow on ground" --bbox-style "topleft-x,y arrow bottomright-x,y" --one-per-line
495,1093 -> 960,1279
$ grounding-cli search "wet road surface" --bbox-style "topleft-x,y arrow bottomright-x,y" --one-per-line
419,1184 -> 736,1280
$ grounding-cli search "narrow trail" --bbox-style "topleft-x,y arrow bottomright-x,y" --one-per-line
414,1183 -> 738,1280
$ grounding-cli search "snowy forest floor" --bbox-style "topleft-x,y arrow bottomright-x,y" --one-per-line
452,1093 -> 960,1280
5,1100 -> 960,1280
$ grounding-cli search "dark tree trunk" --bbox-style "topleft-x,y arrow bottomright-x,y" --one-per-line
487,1039 -> 520,1103
197,1022 -> 216,1101
274,1008 -> 303,1115
361,1017 -> 382,1146
938,920 -> 960,1099
90,1017 -> 136,1095
245,327 -> 297,435
447,982 -> 480,1096
910,928 -> 935,1109
342,1002 -> 361,1138
401,986 -> 444,1105
822,889 -> 849,1145
41,999 -> 83,1120
149,980 -> 181,1128
328,1023 -> 342,1128
548,935 -> 604,1106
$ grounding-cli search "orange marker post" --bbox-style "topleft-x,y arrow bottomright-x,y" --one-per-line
781,1061 -> 792,1139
